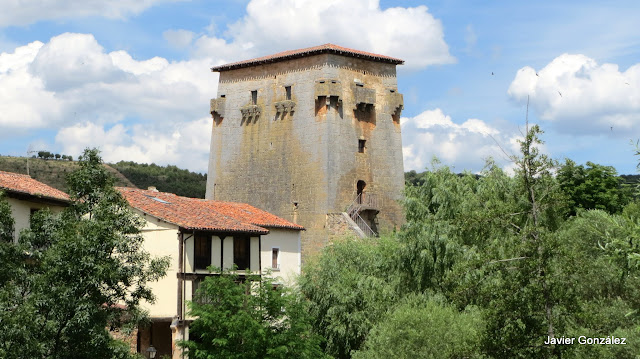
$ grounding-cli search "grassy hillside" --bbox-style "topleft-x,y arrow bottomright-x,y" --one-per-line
110,161 -> 207,198
0,156 -> 136,193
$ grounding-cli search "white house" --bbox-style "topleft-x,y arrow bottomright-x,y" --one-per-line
117,187 -> 304,358
0,171 -> 70,241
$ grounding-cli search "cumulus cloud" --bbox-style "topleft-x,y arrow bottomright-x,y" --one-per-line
191,0 -> 454,69
0,0 -> 180,26
508,54 -> 640,136
401,109 -> 520,172
55,118 -> 212,172
0,32 -> 216,171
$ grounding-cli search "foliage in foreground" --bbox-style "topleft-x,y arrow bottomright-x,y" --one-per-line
298,236 -> 400,359
0,149 -> 169,359
302,126 -> 640,359
180,270 -> 327,359
352,294 -> 483,359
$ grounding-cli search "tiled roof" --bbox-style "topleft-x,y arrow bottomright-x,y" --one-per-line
0,171 -> 70,203
211,43 -> 404,72
117,188 -> 303,234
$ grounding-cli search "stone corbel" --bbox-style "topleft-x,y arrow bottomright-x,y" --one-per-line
386,92 -> 404,119
210,98 -> 226,118
353,86 -> 376,110
240,105 -> 261,121
274,100 -> 296,115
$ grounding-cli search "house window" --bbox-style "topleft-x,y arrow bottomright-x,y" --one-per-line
192,278 -> 211,304
358,139 -> 366,153
29,208 -> 42,228
285,86 -> 292,100
272,248 -> 280,269
194,234 -> 211,270
251,90 -> 257,105
234,236 -> 250,270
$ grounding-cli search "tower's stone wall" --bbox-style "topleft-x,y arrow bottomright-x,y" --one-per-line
206,52 -> 405,258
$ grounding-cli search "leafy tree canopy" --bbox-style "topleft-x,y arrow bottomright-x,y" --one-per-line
0,148 -> 169,359
181,270 -> 327,359
557,159 -> 632,216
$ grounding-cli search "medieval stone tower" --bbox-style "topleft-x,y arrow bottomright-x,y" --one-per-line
205,44 -> 405,256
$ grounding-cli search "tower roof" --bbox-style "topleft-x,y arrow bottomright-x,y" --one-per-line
211,43 -> 404,72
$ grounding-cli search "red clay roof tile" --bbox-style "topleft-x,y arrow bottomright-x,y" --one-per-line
211,43 -> 404,72
0,171 -> 70,203
117,188 -> 303,234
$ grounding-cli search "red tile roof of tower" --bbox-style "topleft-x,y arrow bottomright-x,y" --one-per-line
211,43 -> 404,72
0,171 -> 70,203
117,187 -> 304,234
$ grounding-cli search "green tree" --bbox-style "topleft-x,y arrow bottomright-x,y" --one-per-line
353,294 -> 483,359
557,159 -> 631,216
0,148 -> 169,359
299,236 -> 400,359
180,270 -> 327,359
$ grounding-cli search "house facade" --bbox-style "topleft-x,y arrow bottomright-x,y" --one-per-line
205,44 -> 406,258
0,171 -> 70,241
117,187 -> 303,358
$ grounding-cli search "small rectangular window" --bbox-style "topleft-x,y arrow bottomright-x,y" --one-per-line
234,236 -> 251,270
285,86 -> 291,100
194,234 -> 211,270
220,94 -> 226,98
272,248 -> 280,269
356,83 -> 364,87
251,90 -> 257,105
29,208 -> 40,228
358,139 -> 366,153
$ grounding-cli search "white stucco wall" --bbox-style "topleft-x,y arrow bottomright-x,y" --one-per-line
6,197 -> 65,242
136,210 -> 179,318
260,228 -> 302,285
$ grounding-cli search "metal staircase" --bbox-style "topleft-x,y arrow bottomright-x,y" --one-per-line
345,193 -> 381,237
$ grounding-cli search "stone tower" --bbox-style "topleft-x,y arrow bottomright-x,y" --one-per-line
206,44 -> 405,256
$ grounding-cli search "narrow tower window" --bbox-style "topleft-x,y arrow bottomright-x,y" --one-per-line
251,90 -> 257,105
358,139 -> 366,153
285,86 -> 292,100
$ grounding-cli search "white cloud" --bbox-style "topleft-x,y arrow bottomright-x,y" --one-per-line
0,0 -> 181,26
0,33 -> 217,131
191,0 -> 454,69
0,32 -> 216,171
55,118 -> 211,172
508,54 -> 640,136
401,108 -> 520,172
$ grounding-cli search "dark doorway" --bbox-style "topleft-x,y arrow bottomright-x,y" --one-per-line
357,180 -> 366,203
234,236 -> 251,270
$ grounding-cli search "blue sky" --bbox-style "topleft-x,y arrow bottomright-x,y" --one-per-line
1,0 -> 639,175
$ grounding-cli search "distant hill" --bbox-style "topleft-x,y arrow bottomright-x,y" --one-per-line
0,156 -> 208,198
0,156 -> 136,192
110,161 -> 207,198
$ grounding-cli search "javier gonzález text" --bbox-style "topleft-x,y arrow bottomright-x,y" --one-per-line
545,336 -> 626,345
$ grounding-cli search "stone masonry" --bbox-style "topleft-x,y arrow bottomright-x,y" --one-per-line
206,44 -> 405,258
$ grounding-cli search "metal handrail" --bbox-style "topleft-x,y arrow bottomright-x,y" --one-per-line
345,193 -> 380,237
352,212 -> 377,237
